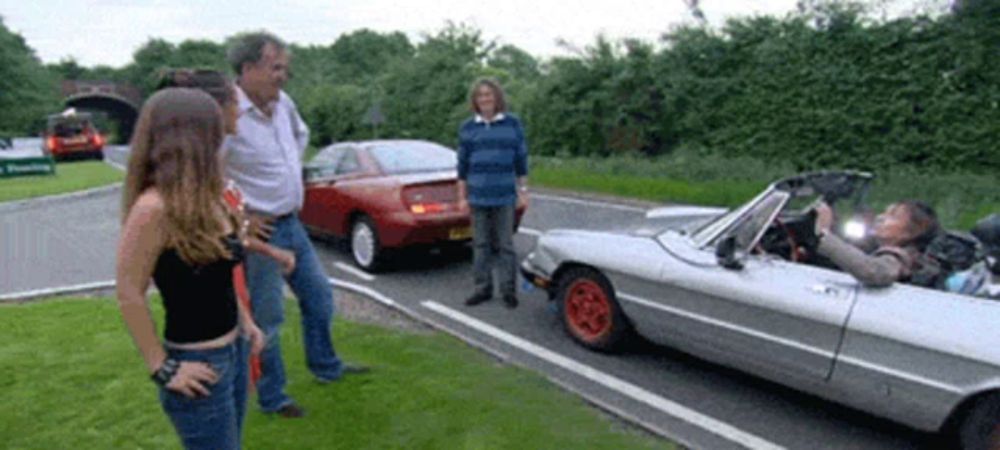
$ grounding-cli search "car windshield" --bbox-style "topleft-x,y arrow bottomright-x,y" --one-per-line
51,120 -> 90,137
690,193 -> 762,246
369,142 -> 456,174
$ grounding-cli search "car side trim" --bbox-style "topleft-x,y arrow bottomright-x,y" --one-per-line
835,355 -> 964,394
619,292 -> 966,395
617,292 -> 836,359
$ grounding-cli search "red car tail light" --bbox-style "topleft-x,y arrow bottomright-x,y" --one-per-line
91,133 -> 105,147
47,136 -> 60,151
410,203 -> 449,214
402,182 -> 459,214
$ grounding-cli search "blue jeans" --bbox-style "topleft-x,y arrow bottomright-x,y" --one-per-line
472,204 -> 517,297
159,337 -> 249,450
245,214 -> 342,412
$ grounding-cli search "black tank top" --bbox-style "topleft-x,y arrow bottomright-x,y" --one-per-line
152,235 -> 245,343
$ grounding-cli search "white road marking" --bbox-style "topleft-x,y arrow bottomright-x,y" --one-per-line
0,280 -> 117,302
421,300 -> 785,450
517,227 -> 542,237
531,193 -> 647,213
334,262 -> 376,282
327,277 -> 514,362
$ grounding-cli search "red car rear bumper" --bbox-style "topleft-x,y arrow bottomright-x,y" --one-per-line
375,207 -> 525,248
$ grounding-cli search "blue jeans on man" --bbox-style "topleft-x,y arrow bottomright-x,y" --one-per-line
245,214 -> 343,413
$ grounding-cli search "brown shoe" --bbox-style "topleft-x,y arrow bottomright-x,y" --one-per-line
275,403 -> 305,418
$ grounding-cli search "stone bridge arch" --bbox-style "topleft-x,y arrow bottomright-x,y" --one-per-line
61,80 -> 143,142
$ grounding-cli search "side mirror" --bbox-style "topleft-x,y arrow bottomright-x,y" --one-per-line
716,235 -> 744,270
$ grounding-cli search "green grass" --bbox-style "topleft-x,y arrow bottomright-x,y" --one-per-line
0,161 -> 123,203
532,165 -> 765,207
0,297 -> 671,450
530,153 -> 1000,230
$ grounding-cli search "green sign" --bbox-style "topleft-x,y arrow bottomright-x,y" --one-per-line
0,157 -> 56,178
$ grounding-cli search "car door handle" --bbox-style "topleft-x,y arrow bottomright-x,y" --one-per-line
810,284 -> 841,296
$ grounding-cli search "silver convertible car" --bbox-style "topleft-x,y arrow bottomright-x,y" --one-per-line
521,171 -> 1000,449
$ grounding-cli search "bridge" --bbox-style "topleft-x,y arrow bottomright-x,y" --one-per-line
61,80 -> 143,142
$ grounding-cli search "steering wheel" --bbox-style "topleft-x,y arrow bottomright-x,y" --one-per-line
757,217 -> 801,262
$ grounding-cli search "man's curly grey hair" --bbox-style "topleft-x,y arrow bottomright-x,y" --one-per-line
226,31 -> 287,76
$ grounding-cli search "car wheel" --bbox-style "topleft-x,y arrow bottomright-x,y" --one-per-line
955,393 -> 1000,450
556,267 -> 631,352
350,215 -> 382,272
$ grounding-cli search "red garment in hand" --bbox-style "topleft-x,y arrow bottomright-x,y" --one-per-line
223,183 -> 262,388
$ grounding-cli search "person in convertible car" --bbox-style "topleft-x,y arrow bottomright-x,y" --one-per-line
812,200 -> 940,287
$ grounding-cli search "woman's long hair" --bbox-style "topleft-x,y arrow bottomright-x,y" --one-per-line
122,88 -> 229,265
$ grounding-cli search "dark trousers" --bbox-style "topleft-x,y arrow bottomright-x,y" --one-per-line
471,204 -> 516,297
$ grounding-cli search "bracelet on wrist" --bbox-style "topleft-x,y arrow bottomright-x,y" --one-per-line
150,358 -> 180,387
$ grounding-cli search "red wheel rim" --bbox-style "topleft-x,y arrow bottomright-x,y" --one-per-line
564,279 -> 612,341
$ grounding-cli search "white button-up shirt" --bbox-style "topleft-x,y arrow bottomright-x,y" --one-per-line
224,86 -> 310,216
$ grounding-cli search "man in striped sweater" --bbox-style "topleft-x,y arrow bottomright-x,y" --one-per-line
457,79 -> 529,309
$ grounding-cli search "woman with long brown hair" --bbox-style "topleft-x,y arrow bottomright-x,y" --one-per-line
115,88 -> 275,449
154,68 -> 293,390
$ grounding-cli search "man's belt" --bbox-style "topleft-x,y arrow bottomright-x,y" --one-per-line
248,209 -> 298,221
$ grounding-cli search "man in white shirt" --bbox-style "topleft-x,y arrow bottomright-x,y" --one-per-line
225,32 -> 367,419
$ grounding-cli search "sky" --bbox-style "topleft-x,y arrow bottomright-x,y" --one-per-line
1,0 -> 936,68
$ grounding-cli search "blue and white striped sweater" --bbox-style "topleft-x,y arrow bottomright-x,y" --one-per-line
457,114 -> 528,207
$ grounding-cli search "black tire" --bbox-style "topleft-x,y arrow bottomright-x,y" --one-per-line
554,267 -> 632,352
350,215 -> 383,272
955,393 -> 1000,450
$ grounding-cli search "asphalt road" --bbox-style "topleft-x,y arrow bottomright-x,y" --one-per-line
0,146 -> 932,449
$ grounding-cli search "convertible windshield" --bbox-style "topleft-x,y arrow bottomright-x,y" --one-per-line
691,190 -> 767,246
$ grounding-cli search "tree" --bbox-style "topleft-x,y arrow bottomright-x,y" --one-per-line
48,58 -> 87,80
0,17 -> 60,135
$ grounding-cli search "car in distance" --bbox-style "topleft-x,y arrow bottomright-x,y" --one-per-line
521,171 -> 1000,449
300,139 -> 527,271
44,111 -> 105,161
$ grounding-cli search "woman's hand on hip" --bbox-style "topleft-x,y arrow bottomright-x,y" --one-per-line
166,361 -> 219,398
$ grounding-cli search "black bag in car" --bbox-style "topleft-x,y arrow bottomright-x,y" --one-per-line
971,214 -> 1000,275
910,231 -> 981,288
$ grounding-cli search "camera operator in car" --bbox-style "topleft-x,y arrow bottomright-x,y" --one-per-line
812,200 -> 941,287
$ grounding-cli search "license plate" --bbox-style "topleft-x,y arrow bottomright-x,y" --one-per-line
449,226 -> 472,240
66,136 -> 87,144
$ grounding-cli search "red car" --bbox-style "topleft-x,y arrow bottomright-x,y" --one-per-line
44,112 -> 105,161
300,140 -> 527,271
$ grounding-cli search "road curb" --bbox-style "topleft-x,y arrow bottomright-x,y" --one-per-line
0,281 -> 118,303
0,182 -> 122,213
